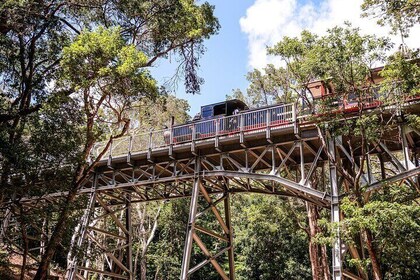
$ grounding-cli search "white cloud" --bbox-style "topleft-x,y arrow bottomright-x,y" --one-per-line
240,0 -> 420,69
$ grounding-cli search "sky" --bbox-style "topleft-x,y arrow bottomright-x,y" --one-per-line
151,0 -> 420,116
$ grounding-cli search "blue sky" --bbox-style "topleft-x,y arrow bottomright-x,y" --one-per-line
152,0 -> 420,116
152,0 -> 254,115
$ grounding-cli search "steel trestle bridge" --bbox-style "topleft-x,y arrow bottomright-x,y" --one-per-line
2,101 -> 420,280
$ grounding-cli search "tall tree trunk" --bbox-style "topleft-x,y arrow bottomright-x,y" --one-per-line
140,257 -> 147,280
320,244 -> 331,280
133,239 -> 141,278
307,203 -> 321,280
365,229 -> 382,280
307,203 -> 331,280
33,190 -> 77,280
33,120 -> 125,279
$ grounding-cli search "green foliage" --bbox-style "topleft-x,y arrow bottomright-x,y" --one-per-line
245,66 -> 297,107
139,194 -> 312,280
380,50 -> 420,107
232,195 -> 311,280
361,0 -> 420,37
267,24 -> 392,113
61,27 -> 156,94
407,114 -> 420,131
226,89 -> 250,105
0,249 -> 14,279
340,196 -> 420,279
146,199 -> 189,280
267,24 -> 393,143
132,90 -> 190,131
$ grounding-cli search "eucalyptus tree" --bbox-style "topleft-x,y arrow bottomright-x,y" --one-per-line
0,0 -> 219,196
266,24 -> 420,280
0,1 -> 219,279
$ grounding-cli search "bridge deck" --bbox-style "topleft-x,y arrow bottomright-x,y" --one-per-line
9,100 -> 418,210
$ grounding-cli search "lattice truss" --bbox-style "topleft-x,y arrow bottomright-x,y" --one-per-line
1,123 -> 419,280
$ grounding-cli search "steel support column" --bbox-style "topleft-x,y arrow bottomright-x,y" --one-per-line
180,157 -> 201,280
66,173 -> 98,280
400,125 -> 412,169
126,193 -> 133,280
224,192 -> 235,280
328,136 -> 342,280
180,158 -> 234,280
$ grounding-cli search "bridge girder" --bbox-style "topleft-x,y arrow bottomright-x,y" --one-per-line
1,115 -> 419,280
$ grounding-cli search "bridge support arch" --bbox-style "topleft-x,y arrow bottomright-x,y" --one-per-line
2,112 -> 419,280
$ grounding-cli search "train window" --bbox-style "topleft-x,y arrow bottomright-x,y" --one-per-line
201,105 -> 213,119
348,91 -> 357,102
213,104 -> 226,116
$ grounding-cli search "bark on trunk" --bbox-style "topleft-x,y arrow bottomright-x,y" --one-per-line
307,203 -> 331,280
140,257 -> 147,280
320,244 -> 331,280
365,229 -> 382,280
33,190 -> 77,280
307,204 -> 321,280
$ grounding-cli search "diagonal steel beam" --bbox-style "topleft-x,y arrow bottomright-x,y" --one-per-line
365,166 -> 420,192
203,170 -> 331,205
275,142 -> 297,175
192,233 -> 229,280
303,145 -> 323,186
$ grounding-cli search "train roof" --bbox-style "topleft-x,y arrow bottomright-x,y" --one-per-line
200,99 -> 248,110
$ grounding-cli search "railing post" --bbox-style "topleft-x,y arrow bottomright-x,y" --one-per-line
191,124 -> 196,154
215,119 -> 220,151
169,119 -> 174,158
148,130 -> 153,150
107,139 -> 113,167
127,135 -> 133,163
147,130 -> 153,162
266,108 -> 271,140
293,103 -> 299,135
240,114 -> 245,144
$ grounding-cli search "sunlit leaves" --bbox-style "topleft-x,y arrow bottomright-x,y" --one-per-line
61,27 -> 155,93
361,0 -> 420,37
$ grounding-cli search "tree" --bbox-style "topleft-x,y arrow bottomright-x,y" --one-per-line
0,0 -> 219,203
361,0 -> 420,39
264,24 -> 420,280
31,26 -> 157,280
0,1 -> 219,278
340,194 -> 420,280
146,199 -> 190,280
245,66 -> 296,108
232,195 -> 312,280
226,88 -> 249,105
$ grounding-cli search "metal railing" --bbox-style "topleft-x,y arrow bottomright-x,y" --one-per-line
92,103 -> 296,160
84,86 -> 420,161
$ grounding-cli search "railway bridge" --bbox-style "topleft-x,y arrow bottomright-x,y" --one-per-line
2,101 -> 420,280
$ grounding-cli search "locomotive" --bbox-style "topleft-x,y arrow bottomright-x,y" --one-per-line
164,99 -> 291,144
